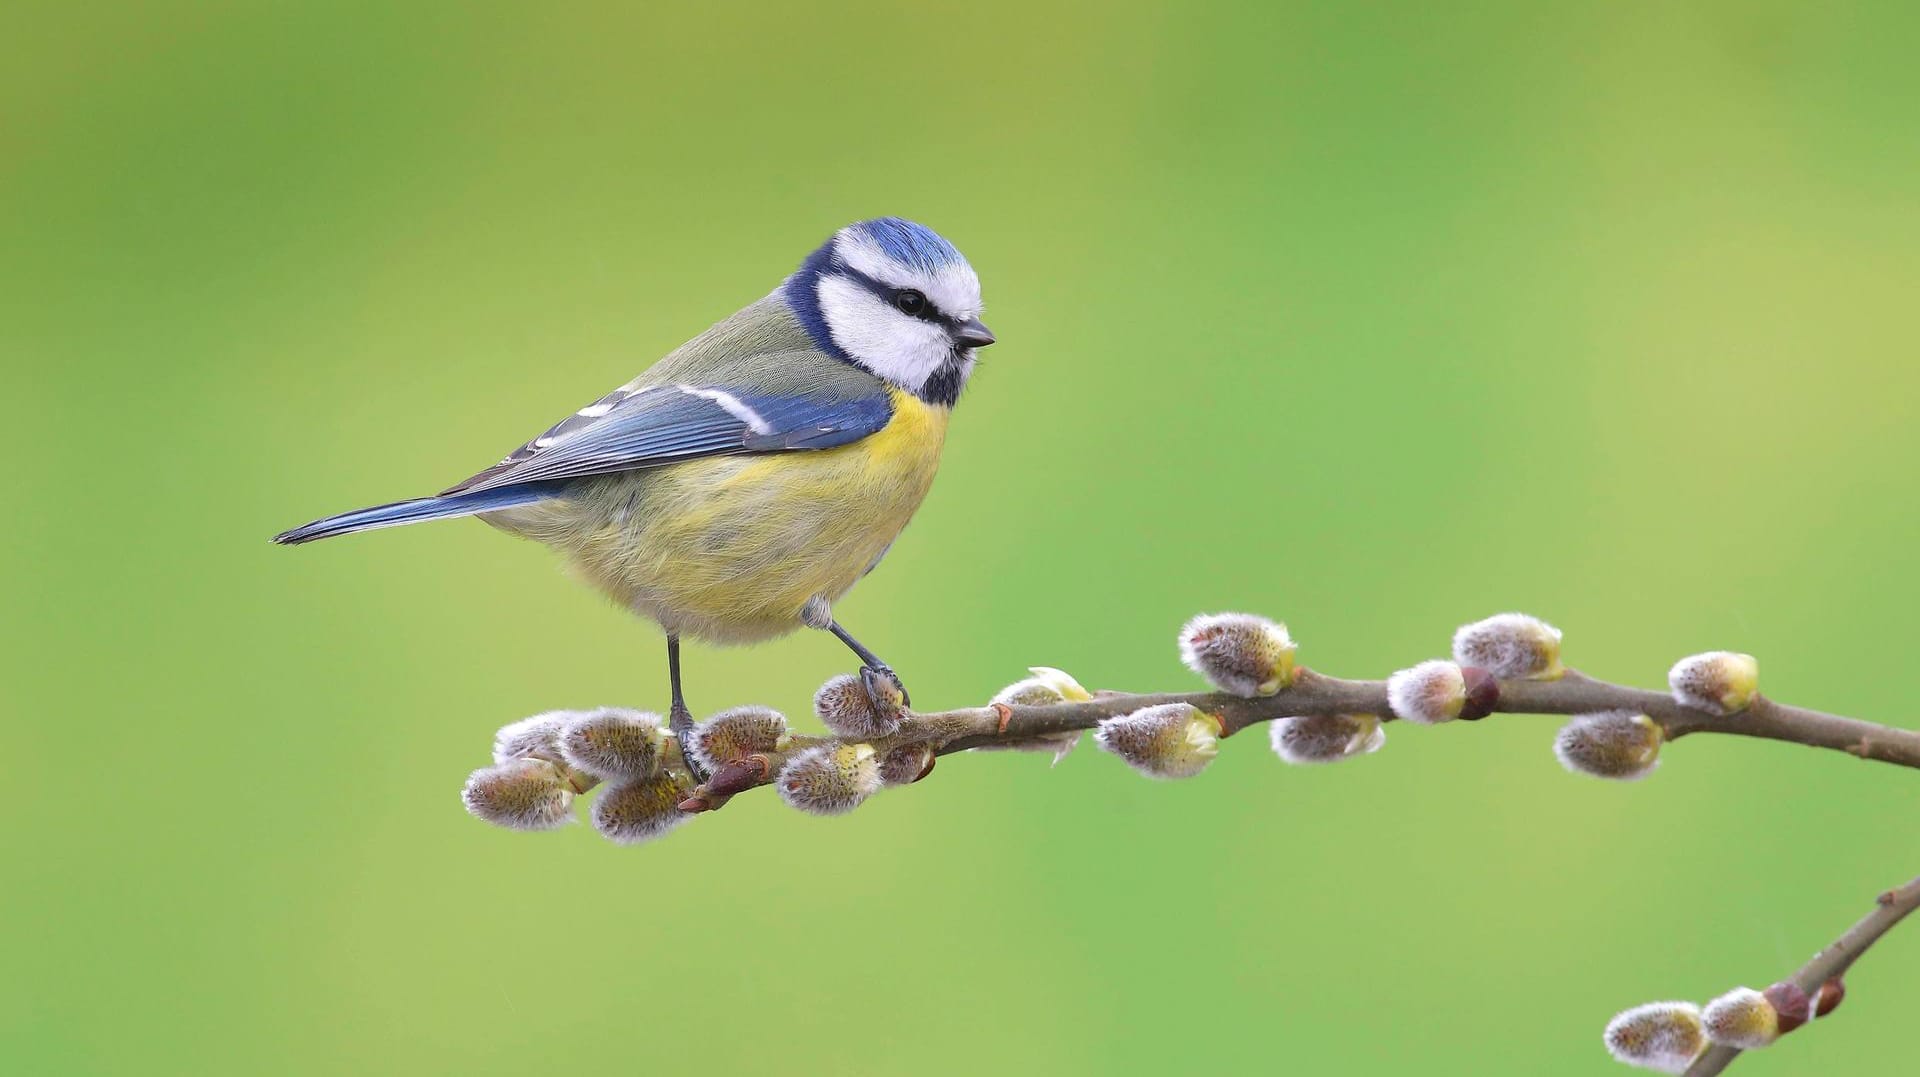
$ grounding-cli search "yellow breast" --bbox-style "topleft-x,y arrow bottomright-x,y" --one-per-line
490,388 -> 950,644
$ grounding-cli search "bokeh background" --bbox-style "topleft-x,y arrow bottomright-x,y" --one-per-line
6,2 -> 1918,1073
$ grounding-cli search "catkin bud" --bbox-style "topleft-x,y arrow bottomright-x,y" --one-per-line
993,666 -> 1094,707
688,706 -> 789,773
975,666 -> 1090,763
1094,703 -> 1222,779
814,674 -> 901,739
1702,987 -> 1779,1049
557,707 -> 665,781
1762,981 -> 1813,1036
1452,613 -> 1564,680
777,744 -> 882,815
1179,613 -> 1296,697
462,758 -> 574,831
1385,660 -> 1499,724
1669,651 -> 1759,715
1603,1001 -> 1708,1074
1814,978 -> 1845,1018
1388,660 -> 1465,724
877,744 -> 937,787
1269,713 -> 1385,765
1553,711 -> 1662,780
591,771 -> 692,845
491,712 -> 573,764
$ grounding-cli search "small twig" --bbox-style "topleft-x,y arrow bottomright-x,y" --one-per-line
686,666 -> 1920,805
1683,875 -> 1920,1076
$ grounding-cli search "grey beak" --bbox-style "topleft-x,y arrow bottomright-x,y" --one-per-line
954,318 -> 996,349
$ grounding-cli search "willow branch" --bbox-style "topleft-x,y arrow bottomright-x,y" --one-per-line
1683,875 -> 1920,1076
465,615 -> 1920,1071
461,615 -> 1920,1073
684,665 -> 1920,807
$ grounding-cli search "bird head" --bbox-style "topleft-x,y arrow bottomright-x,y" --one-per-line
783,218 -> 993,406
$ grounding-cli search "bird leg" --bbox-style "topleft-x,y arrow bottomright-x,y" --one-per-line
665,634 -> 710,783
826,620 -> 911,709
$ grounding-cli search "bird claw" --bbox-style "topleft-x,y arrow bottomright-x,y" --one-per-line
667,700 -> 710,783
860,665 -> 911,713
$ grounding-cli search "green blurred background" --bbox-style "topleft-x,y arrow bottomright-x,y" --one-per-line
5,2 -> 1917,1073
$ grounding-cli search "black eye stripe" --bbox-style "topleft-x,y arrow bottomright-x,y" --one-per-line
837,265 -> 963,331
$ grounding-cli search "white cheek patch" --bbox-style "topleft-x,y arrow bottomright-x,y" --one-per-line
816,274 -> 955,392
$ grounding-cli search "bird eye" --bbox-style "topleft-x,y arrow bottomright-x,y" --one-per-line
892,289 -> 927,315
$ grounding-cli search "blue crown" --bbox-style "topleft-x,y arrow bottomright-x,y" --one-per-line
850,217 -> 966,271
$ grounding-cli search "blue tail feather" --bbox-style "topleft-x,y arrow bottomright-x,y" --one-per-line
273,483 -> 562,545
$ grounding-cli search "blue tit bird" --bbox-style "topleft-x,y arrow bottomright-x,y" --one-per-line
275,217 -> 994,776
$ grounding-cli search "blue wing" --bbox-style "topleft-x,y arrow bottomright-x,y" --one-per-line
275,380 -> 893,545
443,382 -> 893,495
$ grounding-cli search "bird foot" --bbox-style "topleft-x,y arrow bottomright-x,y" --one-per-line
860,665 -> 911,713
668,700 -> 710,783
